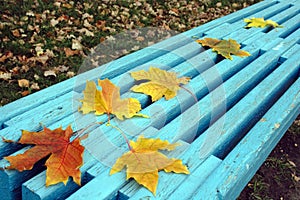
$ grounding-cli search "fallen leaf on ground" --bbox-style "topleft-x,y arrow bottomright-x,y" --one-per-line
62,3 -> 73,9
77,28 -> 94,37
54,65 -> 69,73
4,126 -> 84,186
20,90 -> 30,96
196,38 -> 250,60
292,173 -> 300,182
110,136 -> 189,195
34,74 -> 40,80
57,14 -> 69,22
96,20 -> 106,30
130,67 -> 190,101
30,82 -> 40,90
18,79 -> 30,87
0,71 -> 12,80
50,18 -> 59,27
244,18 -> 283,28
45,49 -> 55,57
44,70 -> 56,77
64,47 -> 81,57
0,51 -> 13,62
79,79 -> 148,121
72,39 -> 83,50
66,71 -> 75,78
35,46 -> 44,56
21,65 -> 30,73
83,19 -> 93,29
11,67 -> 20,74
28,55 -> 49,65
11,29 -> 21,37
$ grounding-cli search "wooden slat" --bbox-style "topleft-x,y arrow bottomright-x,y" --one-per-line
0,0 -> 276,128
0,30 -> 193,127
162,155 -> 222,200
0,91 -> 81,158
128,48 -> 300,199
0,147 -> 45,200
193,77 -> 300,199
204,2 -> 290,38
67,136 -> 189,200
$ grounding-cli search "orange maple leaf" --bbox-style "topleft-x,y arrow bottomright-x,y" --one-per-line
110,136 -> 189,195
130,67 -> 190,102
79,78 -> 147,121
4,126 -> 84,186
196,38 -> 250,60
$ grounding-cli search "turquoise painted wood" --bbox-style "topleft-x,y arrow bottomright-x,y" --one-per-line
0,0 -> 299,199
192,78 -> 300,199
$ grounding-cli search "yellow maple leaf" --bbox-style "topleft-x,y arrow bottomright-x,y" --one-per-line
130,67 -> 190,101
196,38 -> 251,60
79,78 -> 147,121
244,17 -> 283,28
110,136 -> 189,195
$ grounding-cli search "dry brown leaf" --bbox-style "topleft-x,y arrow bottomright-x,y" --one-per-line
0,71 -> 12,80
20,90 -> 30,97
44,70 -> 56,77
292,173 -> 300,182
45,49 -> 55,57
11,67 -> 20,74
96,20 -> 107,30
18,79 -> 30,88
17,55 -> 28,63
53,2 -> 61,7
64,48 -> 81,57
35,55 -> 49,65
0,52 -> 13,62
34,74 -> 40,80
66,71 -> 75,78
57,15 -> 69,22
50,18 -> 59,27
28,55 -> 49,65
72,39 -> 83,50
83,19 -> 93,29
26,11 -> 35,17
62,3 -> 73,9
136,36 -> 145,41
35,46 -> 44,56
11,29 -> 21,37
54,65 -> 69,73
77,28 -> 94,37
30,83 -> 40,90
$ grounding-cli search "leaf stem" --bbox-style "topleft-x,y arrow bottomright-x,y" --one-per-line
180,85 -> 198,103
107,113 -> 111,124
107,123 -> 133,152
71,122 -> 102,141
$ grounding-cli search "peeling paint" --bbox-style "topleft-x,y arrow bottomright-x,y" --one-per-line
274,123 -> 281,129
272,42 -> 284,50
260,118 -> 267,122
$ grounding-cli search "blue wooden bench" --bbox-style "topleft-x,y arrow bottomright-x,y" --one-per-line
0,0 -> 299,199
